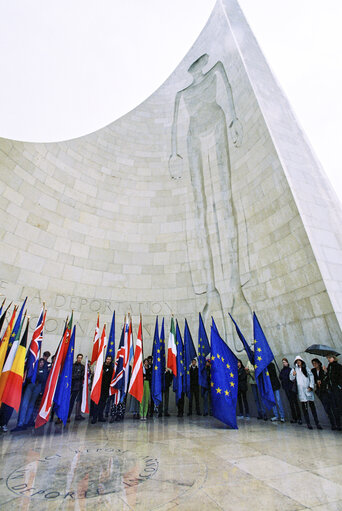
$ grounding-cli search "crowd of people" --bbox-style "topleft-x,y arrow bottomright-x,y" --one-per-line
2,349 -> 341,433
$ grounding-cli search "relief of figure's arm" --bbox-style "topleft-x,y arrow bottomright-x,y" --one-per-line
169,90 -> 184,179
212,61 -> 243,147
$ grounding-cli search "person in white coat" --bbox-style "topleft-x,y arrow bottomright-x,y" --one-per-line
290,356 -> 322,430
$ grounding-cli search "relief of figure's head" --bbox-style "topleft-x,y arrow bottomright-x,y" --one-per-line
187,54 -> 209,75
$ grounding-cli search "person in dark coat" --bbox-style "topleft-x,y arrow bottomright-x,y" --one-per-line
68,353 -> 85,421
325,354 -> 342,430
279,358 -> 302,424
12,358 -> 49,431
188,359 -> 200,415
202,359 -> 212,416
91,356 -> 113,424
311,358 -> 336,429
237,359 -> 249,419
268,362 -> 285,422
163,369 -> 173,416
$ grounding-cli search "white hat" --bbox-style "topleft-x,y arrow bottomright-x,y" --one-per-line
294,355 -> 304,363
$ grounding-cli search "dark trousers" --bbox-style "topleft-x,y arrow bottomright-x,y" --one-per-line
301,401 -> 319,426
177,393 -> 184,416
0,403 -> 14,427
318,392 -> 336,427
237,390 -> 249,416
68,389 -> 82,418
189,385 -> 200,414
285,389 -> 301,421
92,394 -> 107,422
164,388 -> 170,414
330,389 -> 342,427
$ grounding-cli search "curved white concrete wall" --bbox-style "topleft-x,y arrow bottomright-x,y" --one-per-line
0,0 -> 342,359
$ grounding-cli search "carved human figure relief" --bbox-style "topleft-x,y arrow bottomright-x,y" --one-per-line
169,54 -> 250,341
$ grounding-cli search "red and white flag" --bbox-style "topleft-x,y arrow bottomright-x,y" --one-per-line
81,356 -> 89,414
35,315 -> 72,428
90,314 -> 100,365
90,324 -> 106,405
167,317 -> 177,377
128,318 -> 143,402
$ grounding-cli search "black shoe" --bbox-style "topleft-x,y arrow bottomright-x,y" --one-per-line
203,413 -> 208,416
177,413 -> 183,417
11,426 -> 24,432
98,418 -> 106,422
263,415 -> 268,421
109,417 -> 115,423
196,412 -> 201,416
257,415 -> 262,420
331,425 -> 337,430
55,418 -> 62,425
297,419 -> 302,425
91,419 -> 97,424
290,419 -> 297,424
75,415 -> 85,421
187,412 -> 192,416
337,427 -> 342,431
158,413 -> 162,418
316,424 -> 323,430
307,424 -> 313,430
164,413 -> 170,417
105,413 -> 109,418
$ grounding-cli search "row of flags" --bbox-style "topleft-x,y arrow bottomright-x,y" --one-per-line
0,296 -> 276,430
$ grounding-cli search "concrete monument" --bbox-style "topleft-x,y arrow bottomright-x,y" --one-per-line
0,0 -> 341,360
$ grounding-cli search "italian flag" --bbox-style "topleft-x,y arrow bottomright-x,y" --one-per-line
167,317 -> 177,377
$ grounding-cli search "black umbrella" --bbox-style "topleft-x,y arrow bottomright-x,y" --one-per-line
305,344 -> 340,357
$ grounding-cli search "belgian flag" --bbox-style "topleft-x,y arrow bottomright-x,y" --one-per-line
0,305 -> 18,375
1,318 -> 29,411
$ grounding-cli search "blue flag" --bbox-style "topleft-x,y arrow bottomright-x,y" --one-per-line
106,311 -> 115,359
8,297 -> 27,352
211,317 -> 220,336
210,325 -> 238,429
160,318 -> 166,392
198,313 -> 210,389
174,321 -> 184,403
229,314 -> 254,364
253,312 -> 276,409
54,325 -> 75,425
183,320 -> 197,399
151,317 -> 163,406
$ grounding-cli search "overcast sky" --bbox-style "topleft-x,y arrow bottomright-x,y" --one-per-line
0,0 -> 341,203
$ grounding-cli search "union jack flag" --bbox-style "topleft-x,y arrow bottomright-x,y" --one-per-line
110,325 -> 125,404
26,307 -> 46,383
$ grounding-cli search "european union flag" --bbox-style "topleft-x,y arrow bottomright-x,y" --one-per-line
183,319 -> 197,399
211,317 -> 219,335
160,318 -> 166,391
8,297 -> 27,352
253,312 -> 276,409
229,313 -> 254,364
151,317 -> 163,406
210,325 -> 238,429
198,313 -> 210,389
174,321 -> 184,403
54,325 -> 75,425
106,310 -> 115,359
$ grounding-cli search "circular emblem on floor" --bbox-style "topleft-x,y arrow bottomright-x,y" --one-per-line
6,446 -> 158,500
